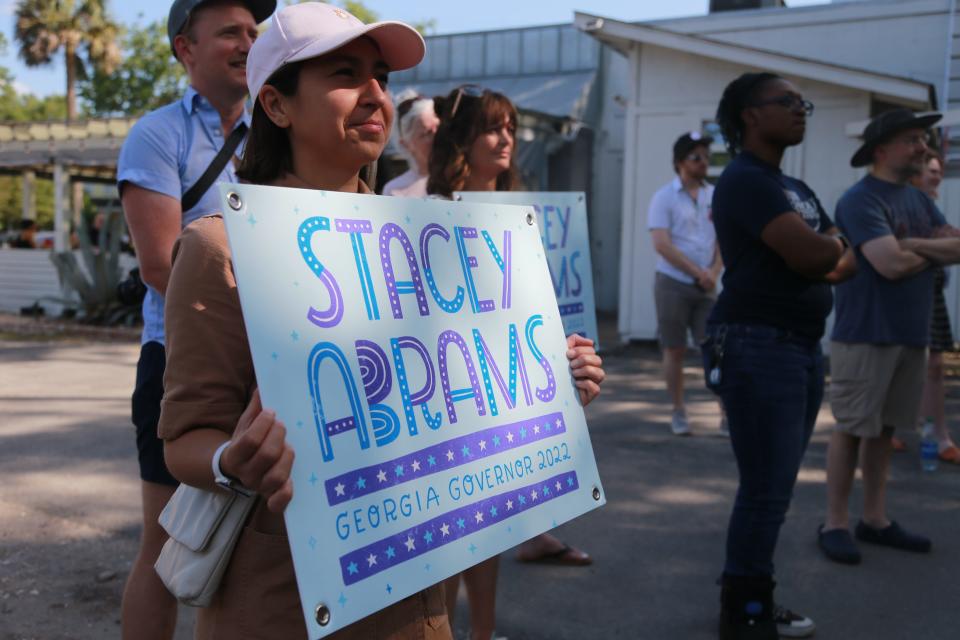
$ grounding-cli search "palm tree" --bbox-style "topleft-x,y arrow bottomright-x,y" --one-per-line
14,0 -> 121,122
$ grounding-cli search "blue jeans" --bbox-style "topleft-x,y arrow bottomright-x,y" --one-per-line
702,324 -> 824,577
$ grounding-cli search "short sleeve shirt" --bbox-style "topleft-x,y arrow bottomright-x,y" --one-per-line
831,175 -> 946,346
708,151 -> 836,339
116,86 -> 250,346
647,177 -> 716,284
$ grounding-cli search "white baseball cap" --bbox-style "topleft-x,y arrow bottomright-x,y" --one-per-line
246,2 -> 425,101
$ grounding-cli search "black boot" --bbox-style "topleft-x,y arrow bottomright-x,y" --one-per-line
718,574 -> 778,640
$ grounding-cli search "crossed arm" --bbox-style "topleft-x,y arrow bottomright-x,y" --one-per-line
899,224 -> 960,267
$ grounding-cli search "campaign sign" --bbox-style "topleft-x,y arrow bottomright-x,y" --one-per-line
218,184 -> 606,638
456,192 -> 599,346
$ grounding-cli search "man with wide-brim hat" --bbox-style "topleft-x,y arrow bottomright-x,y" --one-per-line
819,108 -> 960,567
116,2 -> 276,638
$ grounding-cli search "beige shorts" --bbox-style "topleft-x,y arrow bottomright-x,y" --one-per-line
829,342 -> 927,437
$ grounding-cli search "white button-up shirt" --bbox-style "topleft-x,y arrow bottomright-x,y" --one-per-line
647,176 -> 716,285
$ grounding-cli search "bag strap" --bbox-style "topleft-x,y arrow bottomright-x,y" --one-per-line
181,122 -> 248,212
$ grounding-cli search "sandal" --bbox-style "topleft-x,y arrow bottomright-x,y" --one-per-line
516,543 -> 592,566
939,445 -> 960,464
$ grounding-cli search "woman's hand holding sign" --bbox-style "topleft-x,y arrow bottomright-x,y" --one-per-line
221,389 -> 296,513
566,334 -> 605,407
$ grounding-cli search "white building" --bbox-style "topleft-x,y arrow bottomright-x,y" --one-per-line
575,0 -> 960,341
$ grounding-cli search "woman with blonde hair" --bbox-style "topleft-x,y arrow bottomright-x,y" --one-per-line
382,89 -> 438,197
428,84 -> 604,640
159,3 -> 451,638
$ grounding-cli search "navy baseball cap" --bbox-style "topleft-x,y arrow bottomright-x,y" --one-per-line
168,0 -> 277,56
673,131 -> 713,163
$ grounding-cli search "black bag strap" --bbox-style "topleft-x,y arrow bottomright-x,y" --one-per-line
181,122 -> 248,212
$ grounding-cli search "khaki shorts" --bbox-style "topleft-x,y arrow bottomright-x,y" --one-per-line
829,342 -> 927,437
654,272 -> 716,349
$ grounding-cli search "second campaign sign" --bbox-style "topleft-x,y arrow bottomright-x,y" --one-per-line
218,184 -> 606,638
457,191 -> 600,346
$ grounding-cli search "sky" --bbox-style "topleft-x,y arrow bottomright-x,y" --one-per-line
0,0 -> 830,97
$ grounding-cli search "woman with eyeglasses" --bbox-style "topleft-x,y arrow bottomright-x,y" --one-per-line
158,4 -> 451,638
427,85 -> 605,640
382,89 -> 439,197
705,72 -> 855,640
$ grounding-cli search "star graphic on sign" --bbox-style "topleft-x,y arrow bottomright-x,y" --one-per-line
367,553 -> 377,567
334,482 -> 345,496
543,485 -> 551,496
405,535 -> 416,552
338,592 -> 348,607
461,444 -> 471,458
247,215 -> 257,227
386,584 -> 393,594
556,418 -> 562,429
271,352 -> 278,361
427,454 -> 437,467
377,469 -> 387,483
531,489 -> 538,501
308,536 -> 317,549
290,330 -> 299,341
474,510 -> 484,524
440,523 -> 450,537
533,425 -> 540,435
411,459 -> 421,472
469,543 -> 478,554
519,426 -> 527,439
423,530 -> 434,544
356,476 -> 366,490
506,499 -> 514,510
506,432 -> 515,443
456,517 -> 466,529
478,439 -> 487,451
446,449 -> 454,462
492,435 -> 501,447
347,561 -> 359,575
518,494 -> 527,505
545,421 -> 552,432
394,464 -> 404,477
489,505 -> 498,518
309,473 -> 318,486
385,546 -> 396,559
555,481 -> 562,491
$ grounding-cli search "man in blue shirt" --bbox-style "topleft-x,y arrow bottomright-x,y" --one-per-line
819,109 -> 960,566
116,1 -> 274,637
648,132 -> 724,436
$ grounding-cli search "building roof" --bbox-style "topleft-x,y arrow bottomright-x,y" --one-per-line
0,117 -> 137,171
574,11 -> 933,108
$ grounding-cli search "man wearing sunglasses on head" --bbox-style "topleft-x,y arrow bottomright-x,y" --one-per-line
648,132 -> 724,436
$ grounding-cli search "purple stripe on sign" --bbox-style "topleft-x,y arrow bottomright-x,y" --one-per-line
338,470 -> 580,585
324,412 -> 567,506
558,303 -> 584,317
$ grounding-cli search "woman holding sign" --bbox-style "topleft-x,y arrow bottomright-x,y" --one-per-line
428,86 -> 605,640
159,3 -> 450,638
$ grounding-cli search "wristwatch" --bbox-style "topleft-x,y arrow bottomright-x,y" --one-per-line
212,441 -> 255,497
835,233 -> 850,252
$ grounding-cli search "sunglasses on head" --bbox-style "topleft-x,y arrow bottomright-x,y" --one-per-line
449,84 -> 485,119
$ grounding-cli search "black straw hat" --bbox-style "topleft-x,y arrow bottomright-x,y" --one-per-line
850,108 -> 941,168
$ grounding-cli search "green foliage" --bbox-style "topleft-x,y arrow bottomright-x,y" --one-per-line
48,209 -> 138,325
80,20 -> 186,117
14,0 -> 121,120
0,175 -> 55,232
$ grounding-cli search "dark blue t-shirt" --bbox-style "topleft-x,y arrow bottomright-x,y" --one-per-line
831,175 -> 946,347
708,151 -> 835,339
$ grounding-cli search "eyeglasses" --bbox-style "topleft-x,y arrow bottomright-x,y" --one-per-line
449,84 -> 484,119
686,152 -> 710,163
397,94 -> 426,119
751,95 -> 814,116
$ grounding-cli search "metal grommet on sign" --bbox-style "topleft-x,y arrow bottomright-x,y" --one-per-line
226,192 -> 243,211
592,486 -> 601,501
525,211 -> 535,226
315,603 -> 331,626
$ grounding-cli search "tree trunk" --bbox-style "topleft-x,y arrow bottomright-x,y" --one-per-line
64,45 -> 77,122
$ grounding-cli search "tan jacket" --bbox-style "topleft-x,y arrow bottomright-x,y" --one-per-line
161,209 -> 450,639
